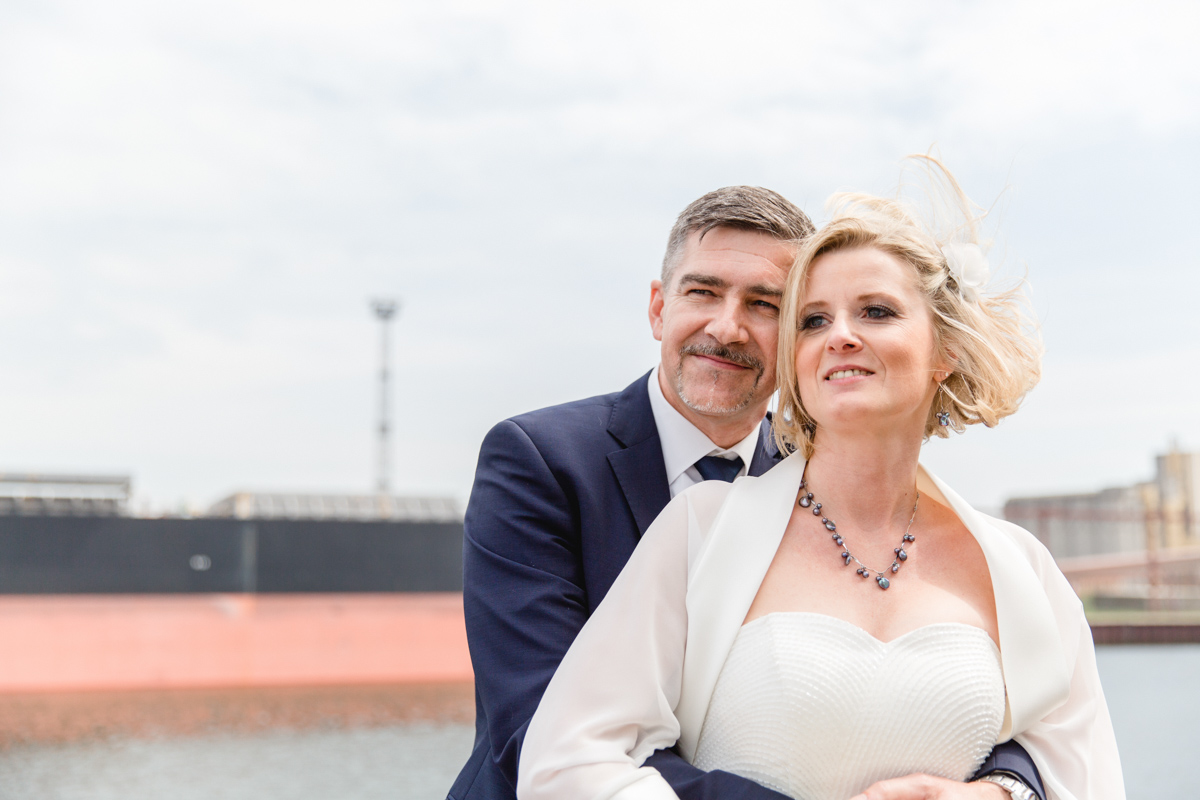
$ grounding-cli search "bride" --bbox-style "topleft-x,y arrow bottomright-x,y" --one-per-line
516,159 -> 1124,800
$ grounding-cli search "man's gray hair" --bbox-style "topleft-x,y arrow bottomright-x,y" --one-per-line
661,186 -> 815,286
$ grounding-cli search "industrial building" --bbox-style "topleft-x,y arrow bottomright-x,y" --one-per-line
1004,447 -> 1200,610
1004,447 -> 1199,559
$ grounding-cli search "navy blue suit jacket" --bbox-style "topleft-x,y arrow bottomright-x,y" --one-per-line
448,372 -> 1044,800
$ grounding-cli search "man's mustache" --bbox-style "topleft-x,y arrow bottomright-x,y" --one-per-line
679,343 -> 763,372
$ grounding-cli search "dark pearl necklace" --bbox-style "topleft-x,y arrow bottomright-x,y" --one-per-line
798,476 -> 919,590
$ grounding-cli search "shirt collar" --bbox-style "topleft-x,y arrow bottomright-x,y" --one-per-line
647,366 -> 763,485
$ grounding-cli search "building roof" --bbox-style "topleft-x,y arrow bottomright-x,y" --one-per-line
207,491 -> 461,522
0,473 -> 131,516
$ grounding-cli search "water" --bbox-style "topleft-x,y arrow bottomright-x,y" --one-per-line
0,646 -> 1195,800
1095,645 -> 1200,800
0,722 -> 474,800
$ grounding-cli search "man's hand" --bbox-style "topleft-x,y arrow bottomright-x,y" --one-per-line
850,774 -> 1009,800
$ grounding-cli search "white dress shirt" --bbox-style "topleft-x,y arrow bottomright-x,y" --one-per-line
646,367 -> 763,498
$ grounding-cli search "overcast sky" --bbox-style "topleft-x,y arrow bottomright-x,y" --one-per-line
1,0 -> 1197,513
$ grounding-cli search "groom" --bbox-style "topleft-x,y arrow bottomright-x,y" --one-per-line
448,187 -> 1044,800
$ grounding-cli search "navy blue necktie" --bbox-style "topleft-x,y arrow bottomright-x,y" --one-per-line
694,455 -> 744,483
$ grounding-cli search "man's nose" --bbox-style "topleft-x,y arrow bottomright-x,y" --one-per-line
704,299 -> 748,344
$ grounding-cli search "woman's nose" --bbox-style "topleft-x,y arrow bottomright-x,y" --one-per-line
825,315 -> 861,351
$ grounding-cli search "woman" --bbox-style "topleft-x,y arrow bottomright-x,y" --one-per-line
517,160 -> 1123,800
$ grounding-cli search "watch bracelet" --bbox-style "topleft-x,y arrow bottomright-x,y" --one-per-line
973,771 -> 1038,800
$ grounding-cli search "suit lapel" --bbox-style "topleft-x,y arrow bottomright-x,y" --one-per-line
747,414 -> 784,477
606,374 -> 781,535
607,373 -> 672,536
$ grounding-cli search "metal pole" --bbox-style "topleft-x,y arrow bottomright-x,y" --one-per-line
370,299 -> 399,497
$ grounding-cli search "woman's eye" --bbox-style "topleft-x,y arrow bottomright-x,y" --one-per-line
801,315 -> 827,329
865,305 -> 896,319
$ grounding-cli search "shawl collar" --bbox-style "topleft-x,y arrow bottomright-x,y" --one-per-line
606,372 -> 672,537
675,453 -> 1071,760
677,453 -> 804,758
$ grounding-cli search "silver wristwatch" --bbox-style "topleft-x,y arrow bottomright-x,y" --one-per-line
975,771 -> 1038,800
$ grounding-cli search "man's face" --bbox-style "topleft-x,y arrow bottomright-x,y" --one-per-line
649,226 -> 794,429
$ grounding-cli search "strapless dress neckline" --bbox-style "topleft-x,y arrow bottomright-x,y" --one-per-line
741,610 -> 999,646
693,612 -> 1006,800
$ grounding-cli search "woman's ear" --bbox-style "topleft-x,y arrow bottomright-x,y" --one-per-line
935,344 -> 959,378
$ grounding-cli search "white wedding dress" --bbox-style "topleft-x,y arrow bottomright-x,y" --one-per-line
518,459 -> 1125,800
692,613 -> 1006,800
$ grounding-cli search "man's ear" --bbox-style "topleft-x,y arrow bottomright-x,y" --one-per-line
649,279 -> 665,342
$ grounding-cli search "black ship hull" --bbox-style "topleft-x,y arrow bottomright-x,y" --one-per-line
0,516 -> 463,593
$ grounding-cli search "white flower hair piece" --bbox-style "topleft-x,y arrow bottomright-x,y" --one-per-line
941,242 -> 990,300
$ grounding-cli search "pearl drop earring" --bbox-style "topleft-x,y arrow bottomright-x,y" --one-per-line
936,378 -> 951,426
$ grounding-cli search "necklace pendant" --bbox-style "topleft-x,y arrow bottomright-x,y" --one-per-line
800,472 -> 919,593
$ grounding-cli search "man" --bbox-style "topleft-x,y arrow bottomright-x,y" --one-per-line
449,188 -> 1044,800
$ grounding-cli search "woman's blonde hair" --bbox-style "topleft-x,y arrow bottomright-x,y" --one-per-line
774,156 -> 1043,458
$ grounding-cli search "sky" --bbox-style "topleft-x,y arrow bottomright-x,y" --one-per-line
0,0 -> 1197,514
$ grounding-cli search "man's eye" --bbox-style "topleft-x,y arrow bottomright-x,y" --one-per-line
754,300 -> 779,311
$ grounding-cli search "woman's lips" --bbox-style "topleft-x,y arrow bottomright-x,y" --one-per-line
825,368 -> 873,380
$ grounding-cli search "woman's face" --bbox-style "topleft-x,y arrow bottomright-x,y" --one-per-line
794,246 -> 946,439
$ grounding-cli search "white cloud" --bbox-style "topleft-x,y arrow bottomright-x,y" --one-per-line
0,0 -> 1196,508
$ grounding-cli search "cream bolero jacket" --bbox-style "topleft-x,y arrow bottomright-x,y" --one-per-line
517,453 -> 1125,800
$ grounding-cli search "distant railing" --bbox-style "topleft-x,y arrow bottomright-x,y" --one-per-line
1057,545 -> 1200,611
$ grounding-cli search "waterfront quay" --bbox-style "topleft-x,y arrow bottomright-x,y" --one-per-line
1058,545 -> 1200,643
1088,611 -> 1200,644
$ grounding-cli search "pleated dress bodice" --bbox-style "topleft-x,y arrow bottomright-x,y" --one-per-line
692,612 -> 1006,800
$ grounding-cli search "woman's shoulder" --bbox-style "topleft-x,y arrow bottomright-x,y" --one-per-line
973,509 -> 1086,617
919,465 -> 1060,573
919,465 -> 1082,611
976,510 -> 1059,571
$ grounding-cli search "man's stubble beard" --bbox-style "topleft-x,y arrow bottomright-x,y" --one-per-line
673,342 -> 765,417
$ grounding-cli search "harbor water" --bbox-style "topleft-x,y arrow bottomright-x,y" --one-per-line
0,645 -> 1195,800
